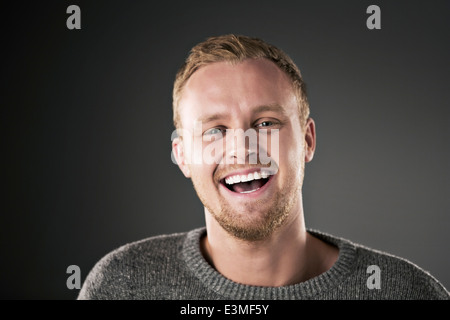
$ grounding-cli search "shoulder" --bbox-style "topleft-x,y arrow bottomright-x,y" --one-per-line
308,229 -> 449,300
353,241 -> 449,299
77,230 -> 191,300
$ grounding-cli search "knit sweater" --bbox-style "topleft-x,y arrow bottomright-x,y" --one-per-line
77,227 -> 449,300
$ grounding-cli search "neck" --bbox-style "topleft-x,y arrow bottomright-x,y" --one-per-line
201,196 -> 338,287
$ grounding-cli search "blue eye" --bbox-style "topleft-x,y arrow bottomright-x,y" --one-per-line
203,127 -> 224,138
204,128 -> 221,135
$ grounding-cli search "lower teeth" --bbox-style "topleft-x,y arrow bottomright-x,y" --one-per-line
239,188 -> 260,194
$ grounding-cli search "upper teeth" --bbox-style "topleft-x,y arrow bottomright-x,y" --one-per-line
224,170 -> 273,185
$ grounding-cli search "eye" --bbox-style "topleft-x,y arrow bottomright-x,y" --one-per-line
203,127 -> 225,139
204,127 -> 222,135
255,119 -> 282,132
256,121 -> 274,128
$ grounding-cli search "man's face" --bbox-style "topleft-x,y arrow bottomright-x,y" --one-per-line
174,58 -> 314,241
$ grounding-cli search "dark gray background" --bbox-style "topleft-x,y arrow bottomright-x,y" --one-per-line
2,0 -> 449,299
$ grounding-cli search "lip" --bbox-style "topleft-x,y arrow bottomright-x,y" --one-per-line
219,172 -> 275,200
220,167 -> 277,181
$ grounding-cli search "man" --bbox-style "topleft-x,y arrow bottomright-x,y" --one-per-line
78,34 -> 449,299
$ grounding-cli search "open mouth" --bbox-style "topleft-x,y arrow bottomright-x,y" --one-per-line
220,170 -> 274,194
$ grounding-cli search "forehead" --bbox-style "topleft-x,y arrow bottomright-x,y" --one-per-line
178,59 -> 297,126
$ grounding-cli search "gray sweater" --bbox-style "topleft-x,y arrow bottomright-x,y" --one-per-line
78,227 -> 449,300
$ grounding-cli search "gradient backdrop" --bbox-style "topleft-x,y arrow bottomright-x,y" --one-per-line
2,0 -> 449,299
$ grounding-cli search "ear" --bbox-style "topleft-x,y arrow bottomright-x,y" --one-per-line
172,137 -> 191,178
304,118 -> 316,163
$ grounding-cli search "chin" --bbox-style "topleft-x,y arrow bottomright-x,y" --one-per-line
214,201 -> 290,242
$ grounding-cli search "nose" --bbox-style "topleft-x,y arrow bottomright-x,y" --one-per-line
224,129 -> 258,165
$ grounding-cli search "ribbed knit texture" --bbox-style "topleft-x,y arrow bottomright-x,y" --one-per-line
78,228 -> 449,300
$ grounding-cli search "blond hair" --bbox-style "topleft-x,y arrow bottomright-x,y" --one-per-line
172,34 -> 310,129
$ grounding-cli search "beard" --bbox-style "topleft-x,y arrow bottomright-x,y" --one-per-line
191,163 -> 303,242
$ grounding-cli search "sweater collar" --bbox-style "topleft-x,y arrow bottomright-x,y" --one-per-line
181,227 -> 357,299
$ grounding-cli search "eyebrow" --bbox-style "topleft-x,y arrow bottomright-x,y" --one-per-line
196,104 -> 287,124
253,104 -> 287,116
197,112 -> 230,124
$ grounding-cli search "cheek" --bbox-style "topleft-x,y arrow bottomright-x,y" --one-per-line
201,139 -> 225,165
279,131 -> 305,172
184,134 -> 224,167
189,163 -> 217,186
